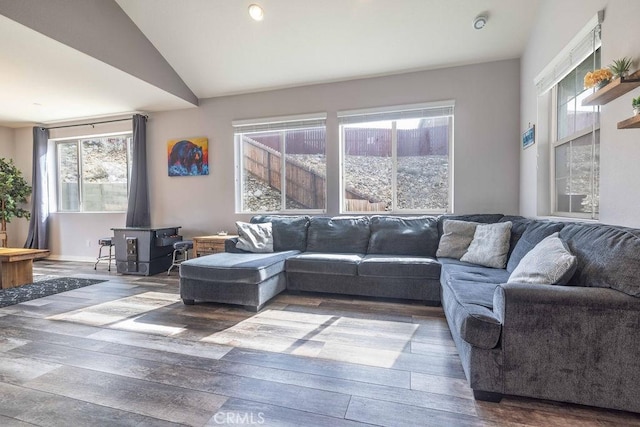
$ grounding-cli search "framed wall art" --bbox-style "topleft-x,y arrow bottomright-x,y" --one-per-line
522,125 -> 535,150
167,137 -> 209,176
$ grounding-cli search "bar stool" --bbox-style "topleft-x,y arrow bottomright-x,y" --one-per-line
94,237 -> 114,271
168,240 -> 193,275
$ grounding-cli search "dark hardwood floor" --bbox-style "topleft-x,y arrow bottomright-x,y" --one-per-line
0,260 -> 638,426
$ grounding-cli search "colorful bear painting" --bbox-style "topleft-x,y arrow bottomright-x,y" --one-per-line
167,137 -> 209,176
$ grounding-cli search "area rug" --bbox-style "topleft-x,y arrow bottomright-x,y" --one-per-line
0,277 -> 106,308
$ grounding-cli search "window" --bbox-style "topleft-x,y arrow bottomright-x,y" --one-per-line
536,11 -> 602,219
552,53 -> 600,218
233,114 -> 327,213
56,133 -> 132,212
338,102 -> 454,213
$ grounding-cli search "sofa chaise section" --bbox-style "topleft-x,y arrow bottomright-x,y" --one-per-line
179,250 -> 299,311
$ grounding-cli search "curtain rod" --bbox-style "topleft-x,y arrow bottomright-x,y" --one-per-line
45,115 -> 147,130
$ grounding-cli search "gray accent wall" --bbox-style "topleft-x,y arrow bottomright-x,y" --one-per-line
520,0 -> 640,227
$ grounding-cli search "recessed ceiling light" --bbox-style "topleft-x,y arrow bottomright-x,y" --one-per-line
473,14 -> 488,30
248,4 -> 264,21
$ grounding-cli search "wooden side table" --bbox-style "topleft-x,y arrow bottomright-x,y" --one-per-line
192,235 -> 238,257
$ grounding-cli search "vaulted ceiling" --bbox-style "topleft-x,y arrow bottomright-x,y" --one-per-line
0,0 -> 541,127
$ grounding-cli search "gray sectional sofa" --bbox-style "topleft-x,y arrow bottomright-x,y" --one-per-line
179,213 -> 640,414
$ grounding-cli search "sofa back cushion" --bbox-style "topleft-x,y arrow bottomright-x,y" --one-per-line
307,216 -> 370,254
367,215 -> 439,256
560,223 -> 640,297
506,221 -> 565,273
250,215 -> 309,252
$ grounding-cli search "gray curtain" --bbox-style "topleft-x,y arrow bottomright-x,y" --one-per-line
126,114 -> 150,227
24,127 -> 50,249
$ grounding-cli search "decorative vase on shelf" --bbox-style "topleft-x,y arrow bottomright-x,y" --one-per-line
634,107 -> 640,116
596,79 -> 610,90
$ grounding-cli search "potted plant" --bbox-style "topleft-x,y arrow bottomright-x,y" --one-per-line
633,96 -> 640,116
609,57 -> 633,79
0,158 -> 32,246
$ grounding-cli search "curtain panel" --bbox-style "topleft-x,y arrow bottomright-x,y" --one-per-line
126,114 -> 151,227
24,127 -> 49,249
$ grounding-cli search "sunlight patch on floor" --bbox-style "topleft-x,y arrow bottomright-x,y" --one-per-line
47,292 -> 182,334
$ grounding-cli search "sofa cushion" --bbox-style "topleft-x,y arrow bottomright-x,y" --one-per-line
180,251 -> 299,284
560,223 -> 640,297
285,253 -> 364,276
507,221 -> 565,273
436,220 -> 479,259
367,215 -> 439,256
358,255 -> 441,279
500,216 -> 532,259
460,221 -> 512,268
251,215 -> 309,252
441,275 -> 502,349
508,232 -> 577,285
235,221 -> 274,253
307,216 -> 370,253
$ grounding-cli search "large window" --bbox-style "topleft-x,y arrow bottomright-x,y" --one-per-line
56,133 -> 132,212
552,51 -> 600,218
338,102 -> 453,213
233,114 -> 327,213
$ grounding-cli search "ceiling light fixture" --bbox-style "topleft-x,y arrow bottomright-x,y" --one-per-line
473,14 -> 488,30
248,4 -> 264,21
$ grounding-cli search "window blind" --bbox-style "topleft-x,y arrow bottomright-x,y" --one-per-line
534,10 -> 604,95
337,101 -> 454,125
232,113 -> 326,133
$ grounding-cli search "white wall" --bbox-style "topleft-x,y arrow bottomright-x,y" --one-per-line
521,0 -> 640,227
12,60 -> 521,259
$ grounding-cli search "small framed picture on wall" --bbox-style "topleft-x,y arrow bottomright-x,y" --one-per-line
522,125 -> 535,150
167,137 -> 209,176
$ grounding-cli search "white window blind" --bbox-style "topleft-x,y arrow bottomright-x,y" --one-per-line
534,10 -> 604,95
232,113 -> 326,133
337,101 -> 454,125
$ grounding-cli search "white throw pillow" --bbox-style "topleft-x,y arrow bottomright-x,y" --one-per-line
235,221 -> 274,253
508,232 -> 577,285
436,220 -> 480,259
460,221 -> 512,268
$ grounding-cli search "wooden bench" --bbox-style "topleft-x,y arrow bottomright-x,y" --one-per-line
0,248 -> 50,289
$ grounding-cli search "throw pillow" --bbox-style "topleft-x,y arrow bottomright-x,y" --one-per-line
507,232 -> 577,285
506,221 -> 565,273
460,221 -> 513,269
436,220 -> 479,259
235,221 -> 274,253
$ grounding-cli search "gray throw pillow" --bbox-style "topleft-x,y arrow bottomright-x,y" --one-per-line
507,232 -> 577,285
460,221 -> 512,269
436,220 -> 479,259
235,221 -> 274,253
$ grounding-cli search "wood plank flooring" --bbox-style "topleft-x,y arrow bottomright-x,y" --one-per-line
0,260 -> 638,426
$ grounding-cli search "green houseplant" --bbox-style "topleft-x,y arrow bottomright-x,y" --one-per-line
0,158 -> 32,246
633,96 -> 640,116
609,57 -> 633,79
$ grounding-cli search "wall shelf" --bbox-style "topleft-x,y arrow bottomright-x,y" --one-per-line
582,70 -> 640,106
617,114 -> 640,129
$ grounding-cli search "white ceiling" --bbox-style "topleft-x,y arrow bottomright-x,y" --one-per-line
0,0 -> 541,128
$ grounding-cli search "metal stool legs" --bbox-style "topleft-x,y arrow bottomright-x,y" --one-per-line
168,240 -> 193,275
94,238 -> 114,271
